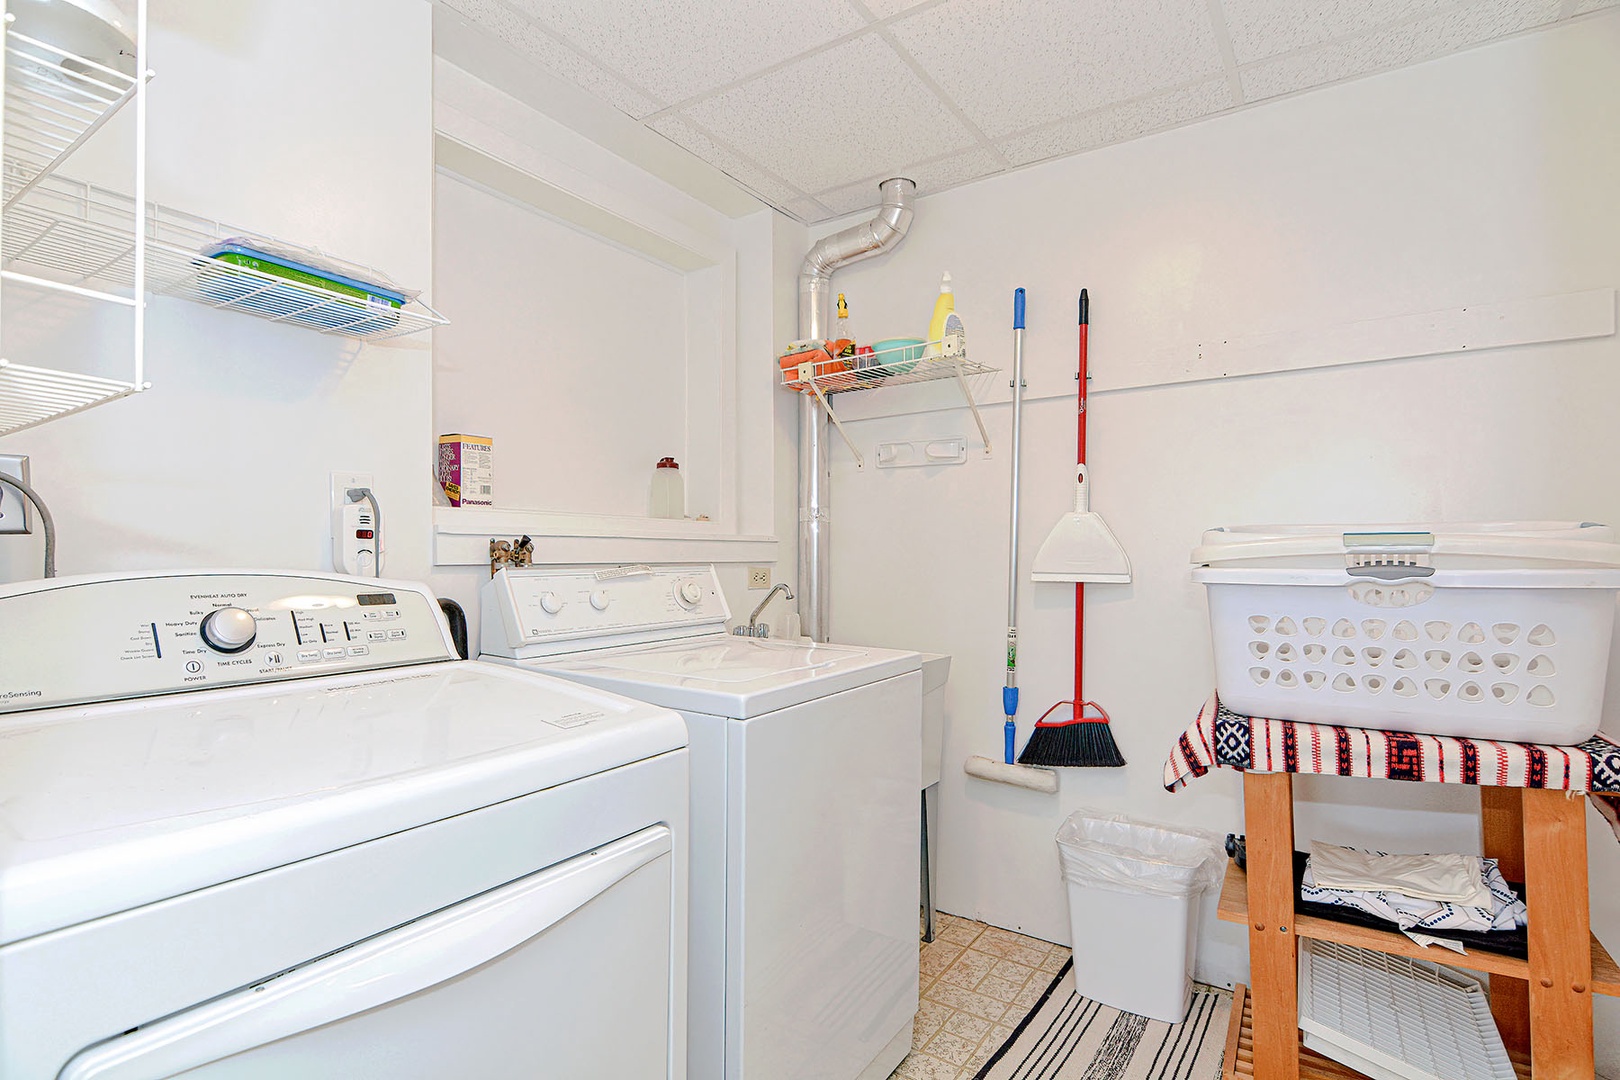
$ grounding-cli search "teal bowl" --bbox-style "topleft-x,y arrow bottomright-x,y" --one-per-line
871,337 -> 926,374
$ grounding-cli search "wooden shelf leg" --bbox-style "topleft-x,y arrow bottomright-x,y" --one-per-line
1522,788 -> 1593,1079
1244,771 -> 1299,1080
1481,786 -> 1531,1059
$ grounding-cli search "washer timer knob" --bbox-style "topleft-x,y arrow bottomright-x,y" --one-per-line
590,590 -> 610,611
539,592 -> 565,615
200,607 -> 257,653
677,581 -> 704,607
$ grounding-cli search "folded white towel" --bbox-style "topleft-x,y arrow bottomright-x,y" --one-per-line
1307,841 -> 1493,907
1300,853 -> 1524,936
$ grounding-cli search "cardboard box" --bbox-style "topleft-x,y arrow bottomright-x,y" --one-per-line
437,434 -> 493,507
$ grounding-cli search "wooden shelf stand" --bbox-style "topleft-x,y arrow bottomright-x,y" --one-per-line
1220,773 -> 1611,1080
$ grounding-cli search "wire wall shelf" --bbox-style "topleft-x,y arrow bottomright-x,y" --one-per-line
777,336 -> 996,467
2,172 -> 447,340
0,359 -> 139,435
0,3 -> 149,438
2,27 -> 140,208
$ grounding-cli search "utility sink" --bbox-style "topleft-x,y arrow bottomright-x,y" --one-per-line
920,653 -> 951,789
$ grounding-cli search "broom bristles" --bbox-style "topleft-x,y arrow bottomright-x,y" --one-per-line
1017,721 -> 1126,769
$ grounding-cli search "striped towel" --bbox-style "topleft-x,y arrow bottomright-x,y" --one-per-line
1164,694 -> 1620,809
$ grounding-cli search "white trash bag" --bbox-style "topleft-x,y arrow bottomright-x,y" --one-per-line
1055,809 -> 1224,898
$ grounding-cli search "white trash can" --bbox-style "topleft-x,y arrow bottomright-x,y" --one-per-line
1055,810 -> 1223,1023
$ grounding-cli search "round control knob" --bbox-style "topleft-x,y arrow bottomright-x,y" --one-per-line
539,591 -> 564,615
590,590 -> 610,611
200,607 -> 257,654
677,581 -> 703,607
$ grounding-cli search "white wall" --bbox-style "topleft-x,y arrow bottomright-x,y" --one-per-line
810,12 -> 1620,1064
428,58 -> 790,648
0,0 -> 435,584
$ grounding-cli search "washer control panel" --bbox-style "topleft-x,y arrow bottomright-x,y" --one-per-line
0,572 -> 457,714
480,565 -> 730,659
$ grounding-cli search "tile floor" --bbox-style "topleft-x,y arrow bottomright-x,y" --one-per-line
891,913 -> 1072,1080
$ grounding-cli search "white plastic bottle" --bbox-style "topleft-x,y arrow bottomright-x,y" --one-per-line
650,457 -> 684,518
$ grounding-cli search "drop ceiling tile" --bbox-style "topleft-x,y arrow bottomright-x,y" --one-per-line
649,116 -> 803,206
888,0 -> 1225,139
1239,0 -> 1563,102
682,33 -> 978,195
809,147 -> 1005,221
1217,0 -> 1459,65
507,0 -> 868,106
903,146 -> 1007,193
806,146 -> 997,220
997,78 -> 1231,166
862,0 -> 934,17
809,184 -> 883,218
438,0 -> 658,117
786,195 -> 834,222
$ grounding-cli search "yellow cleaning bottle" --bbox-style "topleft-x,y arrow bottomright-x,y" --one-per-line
927,271 -> 954,345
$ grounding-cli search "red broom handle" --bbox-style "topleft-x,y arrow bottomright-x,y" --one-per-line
1074,291 -> 1089,711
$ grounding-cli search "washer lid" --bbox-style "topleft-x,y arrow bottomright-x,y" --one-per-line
0,661 -> 685,945
529,635 -> 921,718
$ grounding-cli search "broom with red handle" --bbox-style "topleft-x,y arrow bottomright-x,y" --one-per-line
1017,289 -> 1126,768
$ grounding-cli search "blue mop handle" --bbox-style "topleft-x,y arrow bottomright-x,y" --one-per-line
1003,687 -> 1019,764
1004,287 -> 1026,766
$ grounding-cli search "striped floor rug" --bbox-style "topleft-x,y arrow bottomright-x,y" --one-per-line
975,961 -> 1229,1080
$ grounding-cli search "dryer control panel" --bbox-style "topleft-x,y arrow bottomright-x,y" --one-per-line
480,565 -> 730,660
0,571 -> 457,714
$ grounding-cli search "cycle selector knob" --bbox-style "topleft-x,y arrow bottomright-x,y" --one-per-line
200,607 -> 257,653
590,590 -> 610,611
538,592 -> 564,615
677,582 -> 703,607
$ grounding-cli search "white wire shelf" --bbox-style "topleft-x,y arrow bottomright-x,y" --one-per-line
0,359 -> 141,436
777,336 -> 996,467
779,339 -> 994,395
2,171 -> 448,339
3,28 -> 140,208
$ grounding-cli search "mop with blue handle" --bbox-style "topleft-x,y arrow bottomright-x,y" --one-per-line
964,288 -> 1057,793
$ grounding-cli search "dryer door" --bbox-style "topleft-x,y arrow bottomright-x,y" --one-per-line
58,826 -> 675,1080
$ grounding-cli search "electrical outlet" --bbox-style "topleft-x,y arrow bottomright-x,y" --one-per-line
748,566 -> 771,590
0,454 -> 31,535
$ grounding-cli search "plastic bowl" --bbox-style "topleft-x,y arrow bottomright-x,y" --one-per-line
871,337 -> 926,374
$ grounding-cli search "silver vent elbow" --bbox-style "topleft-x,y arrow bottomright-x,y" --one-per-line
797,177 -> 916,342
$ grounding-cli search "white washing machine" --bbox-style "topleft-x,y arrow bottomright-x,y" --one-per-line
479,565 -> 922,1080
0,570 -> 688,1080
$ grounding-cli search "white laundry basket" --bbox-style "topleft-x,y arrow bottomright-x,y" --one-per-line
1193,522 -> 1620,743
1055,811 -> 1222,1023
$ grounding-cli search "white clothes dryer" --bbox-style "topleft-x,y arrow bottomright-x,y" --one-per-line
0,570 -> 688,1080
479,565 -> 922,1080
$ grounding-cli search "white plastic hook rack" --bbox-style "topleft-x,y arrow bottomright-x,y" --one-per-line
778,336 -> 995,468
0,0 -> 150,437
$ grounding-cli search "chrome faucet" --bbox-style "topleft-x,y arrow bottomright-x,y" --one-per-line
735,583 -> 794,638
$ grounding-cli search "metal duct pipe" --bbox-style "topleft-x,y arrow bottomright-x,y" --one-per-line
797,177 -> 916,642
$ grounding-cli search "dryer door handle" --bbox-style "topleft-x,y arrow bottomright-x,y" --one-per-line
59,825 -> 672,1080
